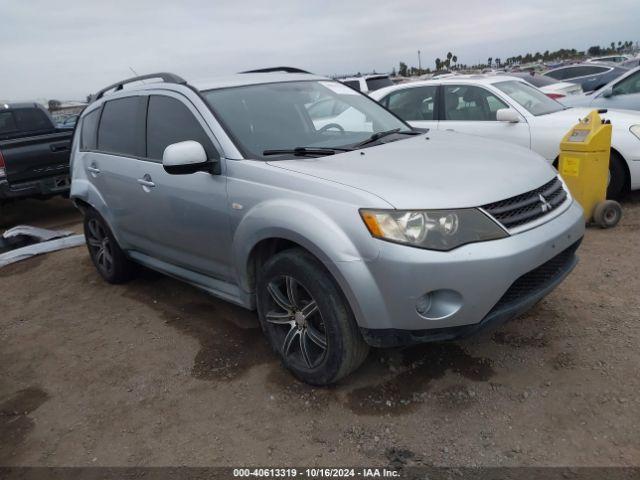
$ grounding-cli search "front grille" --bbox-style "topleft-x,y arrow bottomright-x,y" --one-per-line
492,239 -> 581,311
482,177 -> 567,229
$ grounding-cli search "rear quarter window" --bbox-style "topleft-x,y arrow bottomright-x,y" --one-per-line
80,108 -> 101,150
97,97 -> 146,157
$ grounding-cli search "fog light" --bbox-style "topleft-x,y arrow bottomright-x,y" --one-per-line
415,289 -> 462,320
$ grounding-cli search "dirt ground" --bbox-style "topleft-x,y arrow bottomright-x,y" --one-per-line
1,195 -> 639,467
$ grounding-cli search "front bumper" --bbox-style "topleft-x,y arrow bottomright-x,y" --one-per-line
338,200 -> 585,346
0,175 -> 70,201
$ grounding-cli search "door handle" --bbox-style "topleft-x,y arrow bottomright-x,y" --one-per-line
137,174 -> 156,189
87,165 -> 100,175
51,144 -> 70,152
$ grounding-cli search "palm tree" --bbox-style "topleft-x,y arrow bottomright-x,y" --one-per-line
487,57 -> 492,68
452,55 -> 458,69
435,58 -> 441,70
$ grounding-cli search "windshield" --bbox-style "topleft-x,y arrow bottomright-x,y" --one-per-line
202,80 -> 411,159
494,80 -> 565,116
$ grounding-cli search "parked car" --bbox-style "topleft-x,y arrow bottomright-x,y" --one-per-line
621,57 -> 640,69
55,114 -> 79,129
501,71 -> 582,99
338,74 -> 393,94
543,62 -> 628,92
0,103 -> 73,209
371,75 -> 640,199
71,71 -> 584,385
561,66 -> 640,111
586,55 -> 630,64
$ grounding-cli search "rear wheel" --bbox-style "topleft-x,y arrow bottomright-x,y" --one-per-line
83,209 -> 135,284
256,248 -> 369,385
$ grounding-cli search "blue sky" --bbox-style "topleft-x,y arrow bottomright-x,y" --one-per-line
0,0 -> 638,100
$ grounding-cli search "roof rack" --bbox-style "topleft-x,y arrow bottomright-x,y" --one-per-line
240,67 -> 311,74
92,72 -> 187,101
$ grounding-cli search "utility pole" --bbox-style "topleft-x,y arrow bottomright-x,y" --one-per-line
417,50 -> 422,73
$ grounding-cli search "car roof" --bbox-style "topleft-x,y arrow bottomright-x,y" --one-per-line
546,62 -> 623,72
193,72 -> 328,91
369,74 -> 529,99
339,74 -> 390,81
1,102 -> 43,110
384,74 -> 525,87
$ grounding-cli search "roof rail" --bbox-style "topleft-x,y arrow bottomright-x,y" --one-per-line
240,66 -> 311,74
92,72 -> 187,101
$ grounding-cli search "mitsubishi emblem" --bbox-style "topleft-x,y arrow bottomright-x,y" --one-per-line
539,194 -> 552,213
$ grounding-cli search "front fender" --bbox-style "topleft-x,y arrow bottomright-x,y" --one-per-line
232,199 -> 381,317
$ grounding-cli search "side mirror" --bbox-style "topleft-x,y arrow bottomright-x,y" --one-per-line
162,140 -> 218,175
496,108 -> 520,123
601,87 -> 613,98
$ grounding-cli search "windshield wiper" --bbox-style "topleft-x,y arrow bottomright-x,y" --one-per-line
353,128 -> 423,148
263,146 -> 352,157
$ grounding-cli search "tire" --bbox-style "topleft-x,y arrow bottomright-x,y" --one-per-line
593,200 -> 622,229
256,248 -> 369,385
607,151 -> 627,200
83,209 -> 136,284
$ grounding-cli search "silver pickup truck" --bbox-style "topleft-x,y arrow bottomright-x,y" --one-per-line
70,69 -> 584,385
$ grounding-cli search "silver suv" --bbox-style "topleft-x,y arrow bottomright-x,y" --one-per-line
70,69 -> 585,385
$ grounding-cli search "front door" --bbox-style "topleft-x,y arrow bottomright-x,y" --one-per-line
438,84 -> 531,149
135,93 -> 233,281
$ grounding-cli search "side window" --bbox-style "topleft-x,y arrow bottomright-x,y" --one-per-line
80,108 -> 101,150
443,85 -> 508,121
13,108 -> 51,132
0,111 -> 17,134
146,95 -> 217,161
612,71 -> 640,96
97,97 -> 146,157
385,86 -> 437,121
343,80 -> 361,91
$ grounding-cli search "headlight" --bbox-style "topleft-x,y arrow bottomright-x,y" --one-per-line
360,208 -> 507,251
630,125 -> 640,140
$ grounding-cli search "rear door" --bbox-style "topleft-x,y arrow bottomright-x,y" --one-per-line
378,85 -> 439,131
438,84 -> 530,149
89,95 -> 149,248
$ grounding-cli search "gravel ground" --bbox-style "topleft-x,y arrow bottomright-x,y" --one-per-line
1,195 -> 639,467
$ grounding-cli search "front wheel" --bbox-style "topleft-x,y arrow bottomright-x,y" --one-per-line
256,248 -> 369,385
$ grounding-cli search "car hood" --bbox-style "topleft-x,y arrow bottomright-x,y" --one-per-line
267,131 -> 555,209
544,107 -> 640,128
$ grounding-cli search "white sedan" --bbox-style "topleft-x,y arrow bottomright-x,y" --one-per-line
370,76 -> 640,199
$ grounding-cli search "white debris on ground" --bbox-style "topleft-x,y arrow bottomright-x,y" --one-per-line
0,225 -> 85,268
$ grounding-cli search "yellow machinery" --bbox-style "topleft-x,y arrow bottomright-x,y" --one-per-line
559,109 -> 622,228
